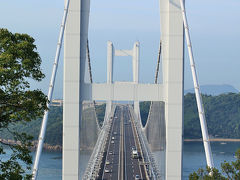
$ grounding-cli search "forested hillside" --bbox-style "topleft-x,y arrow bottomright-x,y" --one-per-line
0,106 -> 63,145
184,93 -> 240,138
0,104 -> 106,146
1,93 -> 240,146
139,93 -> 240,139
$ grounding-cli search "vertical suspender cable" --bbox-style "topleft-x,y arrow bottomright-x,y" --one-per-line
32,0 -> 70,179
179,0 -> 214,168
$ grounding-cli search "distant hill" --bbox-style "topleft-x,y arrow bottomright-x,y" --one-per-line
2,93 -> 240,147
140,93 -> 240,139
184,84 -> 239,95
0,104 -> 106,147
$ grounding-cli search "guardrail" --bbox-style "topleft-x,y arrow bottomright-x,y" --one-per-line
128,105 -> 161,180
83,105 -> 116,179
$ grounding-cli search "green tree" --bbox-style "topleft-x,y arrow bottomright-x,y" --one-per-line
139,101 -> 150,126
184,93 -> 240,139
0,28 -> 47,179
189,149 -> 240,180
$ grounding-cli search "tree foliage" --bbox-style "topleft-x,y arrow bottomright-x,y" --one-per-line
2,92 -> 240,149
184,93 -> 240,139
189,149 -> 240,180
139,93 -> 240,139
0,104 -> 104,147
0,28 -> 47,179
139,101 -> 151,127
95,104 -> 106,126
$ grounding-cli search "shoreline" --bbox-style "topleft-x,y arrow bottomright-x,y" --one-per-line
0,139 -> 62,151
2,138 -> 240,152
37,138 -> 240,151
184,138 -> 240,142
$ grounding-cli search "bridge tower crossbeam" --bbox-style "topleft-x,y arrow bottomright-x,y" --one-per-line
106,41 -> 140,118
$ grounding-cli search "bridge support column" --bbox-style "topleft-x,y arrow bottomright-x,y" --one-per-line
106,41 -> 114,117
63,0 -> 90,179
133,41 -> 139,84
160,0 -> 184,179
133,42 -> 141,121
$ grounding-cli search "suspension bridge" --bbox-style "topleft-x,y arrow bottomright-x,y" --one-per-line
31,0 -> 215,179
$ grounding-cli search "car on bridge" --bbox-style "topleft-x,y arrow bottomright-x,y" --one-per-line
104,169 -> 111,173
109,151 -> 113,155
106,161 -> 110,165
131,147 -> 139,159
135,174 -> 140,180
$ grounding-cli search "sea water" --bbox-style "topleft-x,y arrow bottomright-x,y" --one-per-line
2,142 -> 239,179
183,141 -> 239,179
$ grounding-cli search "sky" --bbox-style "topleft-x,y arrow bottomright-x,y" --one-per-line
0,0 -> 240,98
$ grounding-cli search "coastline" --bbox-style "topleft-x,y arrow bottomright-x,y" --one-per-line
35,138 -> 240,151
2,138 -> 240,152
0,139 -> 62,151
0,139 -> 94,152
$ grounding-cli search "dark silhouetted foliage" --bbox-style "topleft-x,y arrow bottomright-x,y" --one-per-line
0,28 -> 47,179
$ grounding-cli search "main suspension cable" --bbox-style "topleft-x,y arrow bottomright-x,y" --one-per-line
32,0 -> 70,179
154,41 -> 162,84
179,0 -> 214,168
146,41 -> 162,129
87,40 -> 93,84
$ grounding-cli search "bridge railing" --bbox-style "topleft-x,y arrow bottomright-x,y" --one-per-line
129,105 -> 161,180
83,105 -> 116,179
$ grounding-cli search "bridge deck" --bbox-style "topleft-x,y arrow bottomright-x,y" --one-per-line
100,105 -> 148,180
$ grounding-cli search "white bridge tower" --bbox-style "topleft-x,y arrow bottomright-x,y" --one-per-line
63,0 -> 184,179
106,41 -> 140,118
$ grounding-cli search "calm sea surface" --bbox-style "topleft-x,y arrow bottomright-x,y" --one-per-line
183,141 -> 240,179
4,141 -> 239,179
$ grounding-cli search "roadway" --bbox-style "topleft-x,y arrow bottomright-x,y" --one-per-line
102,106 -> 121,180
123,106 -> 143,180
101,105 -> 147,180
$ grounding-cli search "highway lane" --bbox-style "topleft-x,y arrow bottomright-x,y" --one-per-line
123,106 -> 143,180
102,106 -> 121,180
101,105 -> 147,180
